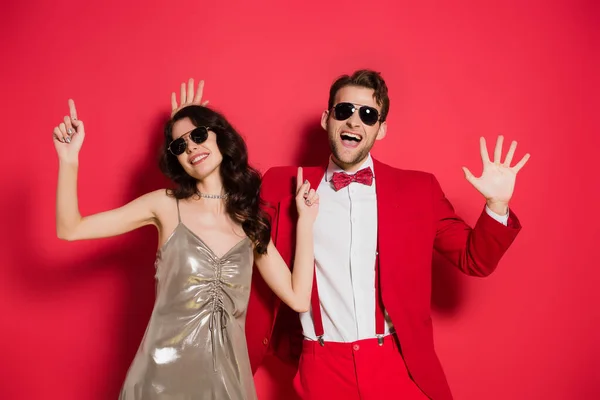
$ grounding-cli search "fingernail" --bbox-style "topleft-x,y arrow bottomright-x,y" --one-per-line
65,137 -> 71,143
67,128 -> 73,134
304,180 -> 308,184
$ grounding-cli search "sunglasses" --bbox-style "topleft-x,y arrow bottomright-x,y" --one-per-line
331,102 -> 381,126
168,126 -> 210,156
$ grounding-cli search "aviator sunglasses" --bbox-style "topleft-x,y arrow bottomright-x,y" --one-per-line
332,102 -> 381,126
168,126 -> 210,156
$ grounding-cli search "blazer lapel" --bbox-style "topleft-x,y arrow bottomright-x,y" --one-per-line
373,158 -> 409,297
274,165 -> 326,269
303,165 -> 327,195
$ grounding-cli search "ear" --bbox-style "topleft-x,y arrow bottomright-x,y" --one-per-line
375,121 -> 387,140
321,110 -> 329,131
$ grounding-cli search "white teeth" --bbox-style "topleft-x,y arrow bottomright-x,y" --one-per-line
341,132 -> 361,140
191,154 -> 208,164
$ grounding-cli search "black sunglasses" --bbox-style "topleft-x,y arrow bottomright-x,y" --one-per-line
168,126 -> 210,156
332,102 -> 381,126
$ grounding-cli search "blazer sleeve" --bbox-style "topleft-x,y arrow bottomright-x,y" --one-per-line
431,174 -> 522,277
257,167 -> 304,366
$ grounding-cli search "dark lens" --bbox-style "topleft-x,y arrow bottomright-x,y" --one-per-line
168,138 -> 187,156
190,127 -> 208,144
359,106 -> 379,126
333,103 -> 355,121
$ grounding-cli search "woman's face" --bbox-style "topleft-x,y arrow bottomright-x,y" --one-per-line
169,117 -> 223,181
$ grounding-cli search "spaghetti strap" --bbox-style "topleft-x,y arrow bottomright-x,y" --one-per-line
176,198 -> 181,223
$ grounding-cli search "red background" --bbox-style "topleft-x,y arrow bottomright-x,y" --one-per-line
1,1 -> 598,399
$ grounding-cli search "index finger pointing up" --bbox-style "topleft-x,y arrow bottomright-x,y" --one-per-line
296,167 -> 304,192
68,99 -> 78,120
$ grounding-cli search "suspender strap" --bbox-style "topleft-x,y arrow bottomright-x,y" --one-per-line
310,269 -> 325,346
374,250 -> 386,345
310,244 -> 386,347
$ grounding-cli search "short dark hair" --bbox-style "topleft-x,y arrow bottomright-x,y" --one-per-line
327,69 -> 390,122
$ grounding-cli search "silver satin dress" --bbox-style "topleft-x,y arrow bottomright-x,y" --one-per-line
119,201 -> 257,400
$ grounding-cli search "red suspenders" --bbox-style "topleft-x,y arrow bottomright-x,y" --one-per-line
310,247 -> 386,346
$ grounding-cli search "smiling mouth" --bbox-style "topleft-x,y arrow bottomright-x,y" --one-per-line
341,132 -> 361,141
340,131 -> 363,148
190,153 -> 208,165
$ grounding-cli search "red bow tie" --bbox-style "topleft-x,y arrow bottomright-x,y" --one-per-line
331,167 -> 374,191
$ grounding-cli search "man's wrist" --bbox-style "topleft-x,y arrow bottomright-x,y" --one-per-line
486,200 -> 509,216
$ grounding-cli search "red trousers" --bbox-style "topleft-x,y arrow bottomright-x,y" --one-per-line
293,334 -> 429,400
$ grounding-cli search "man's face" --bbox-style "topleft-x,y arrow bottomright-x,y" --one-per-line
322,85 -> 387,171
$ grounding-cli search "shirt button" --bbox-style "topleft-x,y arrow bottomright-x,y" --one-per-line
353,344 -> 360,351
262,338 -> 269,346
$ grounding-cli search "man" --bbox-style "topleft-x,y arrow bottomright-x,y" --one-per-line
246,70 -> 529,400
169,73 -> 529,399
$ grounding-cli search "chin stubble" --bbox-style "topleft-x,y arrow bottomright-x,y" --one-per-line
330,141 -> 369,169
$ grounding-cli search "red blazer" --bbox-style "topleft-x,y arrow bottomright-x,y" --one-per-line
246,158 -> 522,400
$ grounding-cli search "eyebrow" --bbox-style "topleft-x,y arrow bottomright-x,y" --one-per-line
338,101 -> 380,109
174,128 -> 196,140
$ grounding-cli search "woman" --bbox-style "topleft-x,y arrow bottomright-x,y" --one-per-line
52,80 -> 319,400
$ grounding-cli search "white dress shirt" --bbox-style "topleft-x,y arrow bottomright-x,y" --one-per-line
299,154 -> 509,343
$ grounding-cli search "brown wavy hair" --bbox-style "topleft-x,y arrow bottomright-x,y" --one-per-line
159,105 -> 271,254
